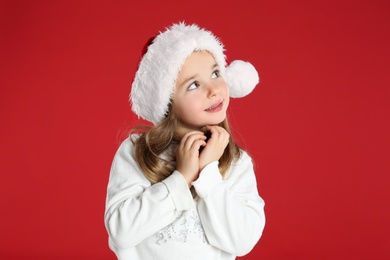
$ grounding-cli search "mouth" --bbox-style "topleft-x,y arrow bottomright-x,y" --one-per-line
205,100 -> 223,112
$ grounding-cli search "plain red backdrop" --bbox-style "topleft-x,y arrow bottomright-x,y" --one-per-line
1,0 -> 389,259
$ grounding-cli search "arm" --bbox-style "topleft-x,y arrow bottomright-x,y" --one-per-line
192,151 -> 265,256
104,138 -> 194,250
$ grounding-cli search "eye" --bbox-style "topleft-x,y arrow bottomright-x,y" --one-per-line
188,81 -> 200,90
211,70 -> 220,79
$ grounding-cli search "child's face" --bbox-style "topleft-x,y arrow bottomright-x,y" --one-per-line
172,51 -> 229,132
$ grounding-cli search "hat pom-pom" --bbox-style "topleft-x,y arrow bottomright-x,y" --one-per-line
225,60 -> 259,98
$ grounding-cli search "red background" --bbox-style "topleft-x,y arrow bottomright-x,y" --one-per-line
1,0 -> 389,259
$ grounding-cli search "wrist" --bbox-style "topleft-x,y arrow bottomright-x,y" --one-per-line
178,170 -> 197,188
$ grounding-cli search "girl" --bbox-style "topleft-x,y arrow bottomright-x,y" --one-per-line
104,22 -> 265,260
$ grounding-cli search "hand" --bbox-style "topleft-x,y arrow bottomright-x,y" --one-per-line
199,125 -> 230,171
176,131 -> 207,187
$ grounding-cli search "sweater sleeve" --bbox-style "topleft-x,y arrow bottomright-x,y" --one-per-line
104,138 -> 194,250
192,151 -> 265,256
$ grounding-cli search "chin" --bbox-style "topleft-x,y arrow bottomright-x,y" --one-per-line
208,116 -> 226,126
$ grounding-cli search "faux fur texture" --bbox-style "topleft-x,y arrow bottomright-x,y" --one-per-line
226,60 -> 259,98
130,22 -> 259,124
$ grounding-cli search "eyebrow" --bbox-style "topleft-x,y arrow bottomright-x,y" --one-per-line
178,63 -> 219,88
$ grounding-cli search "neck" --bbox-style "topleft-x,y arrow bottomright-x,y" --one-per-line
174,124 -> 207,139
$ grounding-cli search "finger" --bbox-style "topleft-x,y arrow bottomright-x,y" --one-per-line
205,126 -> 229,145
191,140 -> 207,151
188,135 -> 207,151
180,131 -> 205,146
205,125 -> 218,136
205,125 -> 224,140
181,132 -> 207,151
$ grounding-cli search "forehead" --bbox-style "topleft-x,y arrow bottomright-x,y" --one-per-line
179,51 -> 217,74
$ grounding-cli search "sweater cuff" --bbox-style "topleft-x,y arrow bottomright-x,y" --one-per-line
192,161 -> 223,198
162,171 -> 194,211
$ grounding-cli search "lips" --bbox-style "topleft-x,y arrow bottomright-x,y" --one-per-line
205,100 -> 223,112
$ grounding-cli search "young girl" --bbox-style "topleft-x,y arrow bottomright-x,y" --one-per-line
104,22 -> 265,260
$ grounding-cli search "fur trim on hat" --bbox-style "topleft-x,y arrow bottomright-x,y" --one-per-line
130,22 -> 259,125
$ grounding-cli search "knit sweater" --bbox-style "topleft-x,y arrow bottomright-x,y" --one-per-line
104,137 -> 265,260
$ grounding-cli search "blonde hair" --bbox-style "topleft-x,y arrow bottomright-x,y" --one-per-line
130,105 -> 241,184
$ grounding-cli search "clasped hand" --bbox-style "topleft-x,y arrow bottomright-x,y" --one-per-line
176,125 -> 229,187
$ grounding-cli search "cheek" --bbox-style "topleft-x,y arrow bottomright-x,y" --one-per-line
225,84 -> 229,97
221,82 -> 229,98
221,82 -> 230,108
175,97 -> 201,117
186,98 -> 203,113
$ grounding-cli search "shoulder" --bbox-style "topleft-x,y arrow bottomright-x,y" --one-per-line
111,135 -> 140,167
115,134 -> 139,154
223,149 -> 254,178
109,134 -> 149,182
223,149 -> 259,188
235,148 -> 253,165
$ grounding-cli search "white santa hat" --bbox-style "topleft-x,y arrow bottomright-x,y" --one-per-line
130,22 -> 259,125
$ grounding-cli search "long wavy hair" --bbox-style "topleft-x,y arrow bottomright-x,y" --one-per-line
130,104 -> 241,184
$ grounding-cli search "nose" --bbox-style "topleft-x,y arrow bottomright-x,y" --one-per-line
206,82 -> 219,98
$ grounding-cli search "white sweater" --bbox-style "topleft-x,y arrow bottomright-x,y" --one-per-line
104,137 -> 265,260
